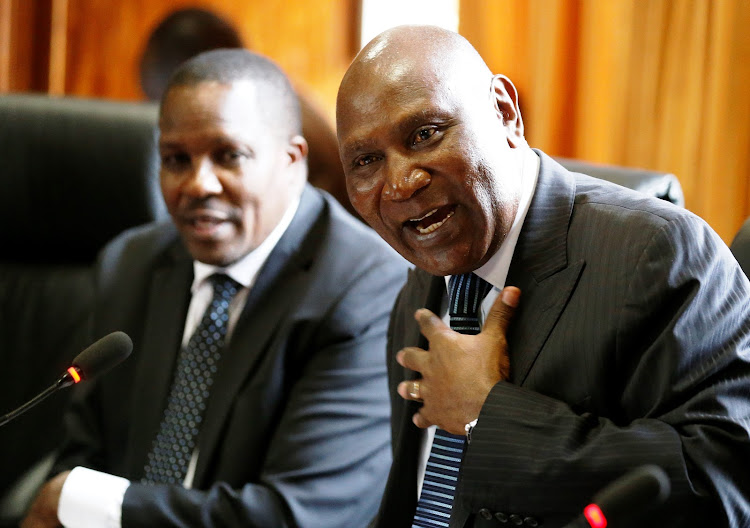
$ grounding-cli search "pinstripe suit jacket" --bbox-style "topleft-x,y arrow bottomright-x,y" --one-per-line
376,151 -> 750,528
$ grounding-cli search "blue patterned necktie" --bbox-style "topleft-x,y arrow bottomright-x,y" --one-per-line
412,272 -> 493,528
142,273 -> 239,485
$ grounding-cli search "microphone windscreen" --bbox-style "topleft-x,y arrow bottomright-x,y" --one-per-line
593,465 -> 670,521
71,331 -> 133,381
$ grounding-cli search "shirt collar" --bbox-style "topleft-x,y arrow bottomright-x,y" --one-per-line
191,194 -> 301,292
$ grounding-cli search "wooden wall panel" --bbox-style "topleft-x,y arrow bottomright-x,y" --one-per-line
0,0 -> 11,91
0,0 -> 53,93
62,0 -> 358,120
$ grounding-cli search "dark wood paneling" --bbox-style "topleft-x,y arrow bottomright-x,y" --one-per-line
1,0 -> 53,93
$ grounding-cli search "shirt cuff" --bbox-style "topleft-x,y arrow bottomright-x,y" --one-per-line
58,466 -> 130,528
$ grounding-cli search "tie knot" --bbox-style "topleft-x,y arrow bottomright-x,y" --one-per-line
448,272 -> 492,319
209,273 -> 240,302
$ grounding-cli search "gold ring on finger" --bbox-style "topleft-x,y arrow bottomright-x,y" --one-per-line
408,381 -> 421,400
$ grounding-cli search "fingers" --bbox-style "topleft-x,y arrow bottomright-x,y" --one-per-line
481,286 -> 520,338
396,382 -> 434,428
414,308 -> 449,341
396,346 -> 428,372
398,379 -> 424,401
412,412 -> 433,429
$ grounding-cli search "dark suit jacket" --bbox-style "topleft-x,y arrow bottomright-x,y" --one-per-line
377,152 -> 750,528
54,186 -> 409,527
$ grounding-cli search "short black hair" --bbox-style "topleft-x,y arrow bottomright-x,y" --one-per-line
163,48 -> 302,137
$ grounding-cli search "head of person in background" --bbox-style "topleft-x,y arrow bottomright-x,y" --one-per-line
337,25 -> 526,275
140,7 -> 353,215
158,48 -> 307,265
140,8 -> 244,102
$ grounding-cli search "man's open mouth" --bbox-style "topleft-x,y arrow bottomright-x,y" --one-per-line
404,205 -> 455,234
182,210 -> 233,237
191,215 -> 225,228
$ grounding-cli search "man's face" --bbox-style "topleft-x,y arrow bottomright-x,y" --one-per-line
337,64 -> 523,276
159,80 -> 306,266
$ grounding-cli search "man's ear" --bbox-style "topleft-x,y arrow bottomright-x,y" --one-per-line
287,135 -> 309,164
491,74 -> 525,148
286,135 -> 309,191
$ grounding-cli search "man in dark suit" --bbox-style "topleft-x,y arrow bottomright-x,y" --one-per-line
336,25 -> 750,527
22,49 -> 407,527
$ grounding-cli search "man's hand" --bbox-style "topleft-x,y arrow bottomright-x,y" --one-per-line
396,286 -> 520,435
20,471 -> 70,528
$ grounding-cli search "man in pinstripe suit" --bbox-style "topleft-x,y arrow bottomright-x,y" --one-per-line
337,25 -> 750,528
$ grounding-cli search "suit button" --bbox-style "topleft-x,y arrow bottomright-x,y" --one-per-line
509,514 -> 524,525
494,512 -> 509,523
523,517 -> 539,527
479,508 -> 493,520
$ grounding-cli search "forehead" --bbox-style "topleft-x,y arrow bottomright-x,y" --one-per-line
338,63 -> 458,145
159,80 -> 261,138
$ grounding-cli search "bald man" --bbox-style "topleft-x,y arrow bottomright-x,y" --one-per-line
336,25 -> 750,528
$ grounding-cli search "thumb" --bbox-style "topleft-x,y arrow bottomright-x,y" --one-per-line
481,286 -> 520,337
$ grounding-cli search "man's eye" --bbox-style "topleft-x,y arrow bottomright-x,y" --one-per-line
354,155 -> 379,167
216,149 -> 248,167
161,153 -> 190,169
413,127 -> 436,144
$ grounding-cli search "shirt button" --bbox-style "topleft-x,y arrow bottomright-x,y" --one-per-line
479,508 -> 493,520
509,514 -> 524,525
523,516 -> 539,527
494,512 -> 509,523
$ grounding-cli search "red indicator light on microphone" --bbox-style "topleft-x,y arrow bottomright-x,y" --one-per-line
67,367 -> 81,383
583,503 -> 607,528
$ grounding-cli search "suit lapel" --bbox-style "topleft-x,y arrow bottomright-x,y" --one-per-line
381,269 -> 444,528
505,151 -> 584,385
193,186 -> 324,483
127,239 -> 193,478
506,260 -> 584,385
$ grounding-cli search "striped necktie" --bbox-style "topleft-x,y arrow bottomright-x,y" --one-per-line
142,273 -> 239,485
412,272 -> 493,528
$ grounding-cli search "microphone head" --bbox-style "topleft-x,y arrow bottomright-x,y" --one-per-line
590,465 -> 670,525
71,331 -> 133,381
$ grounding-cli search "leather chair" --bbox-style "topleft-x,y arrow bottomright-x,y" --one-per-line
730,217 -> 750,278
556,157 -> 684,206
0,94 -> 167,523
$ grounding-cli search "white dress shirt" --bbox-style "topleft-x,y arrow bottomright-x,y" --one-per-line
58,197 -> 300,528
416,147 -> 540,498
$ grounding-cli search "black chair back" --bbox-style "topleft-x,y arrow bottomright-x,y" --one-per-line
0,94 -> 166,517
556,157 -> 684,207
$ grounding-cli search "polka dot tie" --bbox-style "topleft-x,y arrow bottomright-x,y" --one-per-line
142,273 -> 239,485
412,273 -> 493,528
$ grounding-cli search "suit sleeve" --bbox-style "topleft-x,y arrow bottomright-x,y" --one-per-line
119,259 -> 407,528
460,215 -> 750,526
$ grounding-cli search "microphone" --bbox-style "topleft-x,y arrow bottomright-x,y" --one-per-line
0,331 -> 133,427
566,465 -> 670,528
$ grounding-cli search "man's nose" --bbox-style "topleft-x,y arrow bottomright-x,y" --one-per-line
382,156 -> 431,201
185,159 -> 223,196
